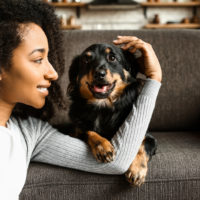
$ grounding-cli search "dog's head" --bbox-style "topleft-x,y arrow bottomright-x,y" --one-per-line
68,44 -> 139,106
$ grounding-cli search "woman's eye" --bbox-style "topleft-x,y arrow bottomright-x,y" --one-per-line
108,54 -> 116,62
34,58 -> 43,64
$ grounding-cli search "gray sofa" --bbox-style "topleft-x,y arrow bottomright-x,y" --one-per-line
20,30 -> 200,200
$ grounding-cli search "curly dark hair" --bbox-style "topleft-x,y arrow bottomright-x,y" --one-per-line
0,0 -> 66,121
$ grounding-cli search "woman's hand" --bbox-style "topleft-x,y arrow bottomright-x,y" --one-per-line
113,36 -> 162,82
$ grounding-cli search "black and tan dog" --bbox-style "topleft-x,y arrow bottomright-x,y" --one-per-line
67,43 -> 157,186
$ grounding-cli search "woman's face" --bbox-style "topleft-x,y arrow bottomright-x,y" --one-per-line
0,23 -> 58,109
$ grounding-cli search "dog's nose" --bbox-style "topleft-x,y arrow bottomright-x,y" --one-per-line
94,69 -> 106,80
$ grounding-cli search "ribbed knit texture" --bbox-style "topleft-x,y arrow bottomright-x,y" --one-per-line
10,79 -> 161,175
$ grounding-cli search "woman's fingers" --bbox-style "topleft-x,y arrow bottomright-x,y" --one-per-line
113,36 -> 151,56
113,36 -> 139,44
113,35 -> 162,82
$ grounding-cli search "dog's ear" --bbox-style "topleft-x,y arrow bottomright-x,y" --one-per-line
67,55 -> 81,95
122,50 -> 140,78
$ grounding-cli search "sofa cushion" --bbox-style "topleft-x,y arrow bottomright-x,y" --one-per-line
20,131 -> 200,200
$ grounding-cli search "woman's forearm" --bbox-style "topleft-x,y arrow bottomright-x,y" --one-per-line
31,79 -> 161,174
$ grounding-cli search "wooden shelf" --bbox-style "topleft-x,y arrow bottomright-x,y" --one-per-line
61,25 -> 82,30
141,1 -> 200,18
88,4 -> 140,10
144,23 -> 200,29
48,2 -> 86,18
141,2 -> 200,7
49,2 -> 86,7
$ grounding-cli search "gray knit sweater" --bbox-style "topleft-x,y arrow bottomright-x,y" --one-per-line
17,79 -> 160,174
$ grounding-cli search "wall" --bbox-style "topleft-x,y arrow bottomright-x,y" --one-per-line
54,0 -> 199,30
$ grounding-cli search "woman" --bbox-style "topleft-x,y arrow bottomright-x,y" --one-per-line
0,0 -> 162,199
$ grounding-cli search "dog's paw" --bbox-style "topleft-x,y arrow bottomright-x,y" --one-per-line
87,131 -> 115,163
125,163 -> 148,187
92,140 -> 115,163
125,145 -> 149,187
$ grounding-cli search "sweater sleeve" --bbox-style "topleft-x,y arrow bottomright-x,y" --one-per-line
31,79 -> 161,175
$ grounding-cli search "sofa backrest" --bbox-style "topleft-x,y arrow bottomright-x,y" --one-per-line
51,30 -> 200,131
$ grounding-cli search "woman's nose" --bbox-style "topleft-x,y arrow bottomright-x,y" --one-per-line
44,62 -> 58,81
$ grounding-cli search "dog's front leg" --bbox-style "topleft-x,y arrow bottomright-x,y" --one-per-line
125,135 -> 157,186
125,141 -> 149,187
86,131 -> 115,163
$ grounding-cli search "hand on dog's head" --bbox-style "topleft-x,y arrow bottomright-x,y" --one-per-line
68,44 -> 139,102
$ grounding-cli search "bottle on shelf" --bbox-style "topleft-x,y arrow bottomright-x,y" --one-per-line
67,15 -> 76,26
60,14 -> 67,26
152,14 -> 160,24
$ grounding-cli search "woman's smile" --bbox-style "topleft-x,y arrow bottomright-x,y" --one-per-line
37,83 -> 51,96
37,87 -> 49,96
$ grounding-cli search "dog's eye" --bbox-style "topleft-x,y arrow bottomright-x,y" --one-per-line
108,54 -> 116,62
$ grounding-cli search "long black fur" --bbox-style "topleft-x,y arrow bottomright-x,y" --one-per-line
67,44 -> 157,159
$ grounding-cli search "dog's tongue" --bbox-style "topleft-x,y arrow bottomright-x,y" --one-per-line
93,85 -> 108,93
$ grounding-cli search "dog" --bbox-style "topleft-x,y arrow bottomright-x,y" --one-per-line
67,43 -> 157,186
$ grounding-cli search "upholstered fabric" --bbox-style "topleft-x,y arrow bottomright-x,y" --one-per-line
20,131 -> 200,200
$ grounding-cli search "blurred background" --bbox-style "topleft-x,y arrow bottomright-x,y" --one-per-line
44,0 -> 200,30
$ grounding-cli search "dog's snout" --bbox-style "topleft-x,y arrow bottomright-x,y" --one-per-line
94,69 -> 106,80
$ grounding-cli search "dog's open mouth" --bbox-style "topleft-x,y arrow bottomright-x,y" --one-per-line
87,81 -> 116,99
